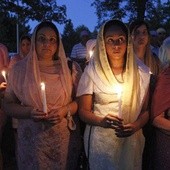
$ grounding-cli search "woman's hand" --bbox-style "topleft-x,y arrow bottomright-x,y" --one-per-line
46,106 -> 66,124
115,123 -> 137,138
0,82 -> 7,91
30,109 -> 47,122
101,114 -> 123,129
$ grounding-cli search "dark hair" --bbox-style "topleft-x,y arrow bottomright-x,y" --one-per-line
35,21 -> 60,60
20,35 -> 31,43
129,20 -> 150,35
104,20 -> 128,40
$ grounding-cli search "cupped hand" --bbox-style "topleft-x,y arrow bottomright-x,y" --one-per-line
46,107 -> 66,124
115,123 -> 137,138
30,109 -> 48,122
101,114 -> 123,129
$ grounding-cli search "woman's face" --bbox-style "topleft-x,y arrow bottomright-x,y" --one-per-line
104,25 -> 127,61
35,27 -> 58,61
132,24 -> 149,48
21,39 -> 31,57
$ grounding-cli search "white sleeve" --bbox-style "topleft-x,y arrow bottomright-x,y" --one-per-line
76,69 -> 93,97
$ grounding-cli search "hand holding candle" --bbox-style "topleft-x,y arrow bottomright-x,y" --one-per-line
40,82 -> 47,113
115,85 -> 122,118
1,70 -> 7,83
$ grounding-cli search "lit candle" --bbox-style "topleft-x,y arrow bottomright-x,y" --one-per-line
1,70 -> 7,83
89,50 -> 94,58
40,82 -> 47,113
115,85 -> 122,118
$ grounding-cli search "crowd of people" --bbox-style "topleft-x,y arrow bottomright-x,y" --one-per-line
0,19 -> 169,170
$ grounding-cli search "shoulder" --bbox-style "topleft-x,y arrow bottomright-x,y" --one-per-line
0,43 -> 8,51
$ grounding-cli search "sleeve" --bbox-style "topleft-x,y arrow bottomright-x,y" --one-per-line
72,61 -> 82,94
76,68 -> 93,97
70,45 -> 77,59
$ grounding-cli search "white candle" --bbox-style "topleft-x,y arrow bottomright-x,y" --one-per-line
89,50 -> 94,58
40,82 -> 47,113
1,70 -> 7,83
115,85 -> 122,118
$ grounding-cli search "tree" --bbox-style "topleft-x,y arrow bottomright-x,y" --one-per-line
0,0 -> 68,52
92,0 -> 170,31
62,21 -> 91,57
62,20 -> 77,57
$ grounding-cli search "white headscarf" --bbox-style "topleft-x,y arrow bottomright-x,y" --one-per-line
93,20 -> 140,122
9,21 -> 72,111
159,36 -> 170,67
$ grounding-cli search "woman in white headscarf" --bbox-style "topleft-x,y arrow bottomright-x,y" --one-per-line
77,20 -> 150,170
4,21 -> 82,170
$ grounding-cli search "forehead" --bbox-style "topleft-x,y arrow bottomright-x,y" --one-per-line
135,24 -> 147,31
104,25 -> 126,37
21,39 -> 31,44
36,27 -> 57,36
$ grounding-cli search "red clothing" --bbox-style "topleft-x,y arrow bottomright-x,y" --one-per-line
151,67 -> 170,120
151,67 -> 170,170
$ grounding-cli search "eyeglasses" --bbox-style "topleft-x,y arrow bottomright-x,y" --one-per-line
36,35 -> 57,45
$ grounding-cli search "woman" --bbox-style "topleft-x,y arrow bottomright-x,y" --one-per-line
129,20 -> 161,170
129,20 -> 161,76
0,43 -> 9,170
4,21 -> 82,170
9,35 -> 31,69
77,20 -> 150,170
151,37 -> 170,170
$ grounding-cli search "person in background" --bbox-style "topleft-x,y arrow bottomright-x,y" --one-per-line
129,20 -> 161,170
156,27 -> 167,47
70,30 -> 90,71
9,35 -> 31,69
3,21 -> 82,170
85,39 -> 96,64
150,30 -> 159,58
0,43 -> 9,170
8,35 -> 31,168
151,36 -> 170,170
77,19 -> 150,170
130,20 -> 161,76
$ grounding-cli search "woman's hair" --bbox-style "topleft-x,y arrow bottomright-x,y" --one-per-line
104,20 -> 128,40
35,21 -> 60,60
129,20 -> 150,35
20,35 -> 31,43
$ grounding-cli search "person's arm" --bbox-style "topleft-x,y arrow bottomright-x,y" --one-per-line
115,90 -> 149,138
78,94 -> 123,128
153,112 -> 170,132
3,90 -> 33,119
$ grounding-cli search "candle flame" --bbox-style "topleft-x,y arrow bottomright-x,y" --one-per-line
1,70 -> 6,77
1,70 -> 7,82
115,85 -> 122,99
40,82 -> 45,90
89,50 -> 94,58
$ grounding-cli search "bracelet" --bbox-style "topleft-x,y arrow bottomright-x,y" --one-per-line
66,105 -> 71,120
66,104 -> 76,130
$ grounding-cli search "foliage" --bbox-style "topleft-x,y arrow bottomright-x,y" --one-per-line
0,0 -> 68,52
62,21 -> 92,57
92,0 -> 170,32
62,20 -> 77,57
